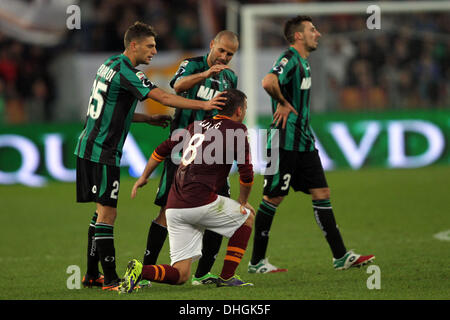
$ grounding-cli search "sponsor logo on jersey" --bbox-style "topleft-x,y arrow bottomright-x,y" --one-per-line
136,71 -> 153,88
196,85 -> 222,100
136,71 -> 146,81
272,65 -> 283,74
180,60 -> 189,68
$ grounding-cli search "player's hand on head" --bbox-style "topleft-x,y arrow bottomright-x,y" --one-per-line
273,101 -> 298,129
131,177 -> 148,199
203,91 -> 227,111
147,114 -> 172,128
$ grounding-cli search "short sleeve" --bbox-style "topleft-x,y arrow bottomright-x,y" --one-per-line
169,59 -> 198,88
120,68 -> 157,101
269,54 -> 296,85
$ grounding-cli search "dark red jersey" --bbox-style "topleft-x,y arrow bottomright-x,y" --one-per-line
151,115 -> 254,208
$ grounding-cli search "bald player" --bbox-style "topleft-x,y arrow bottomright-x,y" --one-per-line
141,31 -> 240,286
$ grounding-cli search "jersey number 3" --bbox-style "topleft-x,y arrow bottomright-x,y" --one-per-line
87,80 -> 108,120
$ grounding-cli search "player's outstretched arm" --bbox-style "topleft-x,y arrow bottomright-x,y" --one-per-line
131,130 -> 184,199
147,87 -> 226,111
173,64 -> 230,93
131,156 -> 160,199
236,129 -> 255,215
132,113 -> 172,128
262,73 -> 298,129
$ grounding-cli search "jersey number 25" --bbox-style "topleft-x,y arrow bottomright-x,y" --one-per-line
87,80 -> 108,120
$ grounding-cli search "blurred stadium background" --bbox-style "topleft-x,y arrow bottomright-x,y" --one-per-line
0,0 -> 448,186
0,0 -> 449,302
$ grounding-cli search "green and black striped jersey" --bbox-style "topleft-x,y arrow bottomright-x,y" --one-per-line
169,54 -> 238,133
75,54 -> 157,166
267,47 -> 315,152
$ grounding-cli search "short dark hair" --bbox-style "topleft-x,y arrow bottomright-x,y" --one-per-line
284,15 -> 312,44
218,89 -> 247,117
124,21 -> 157,48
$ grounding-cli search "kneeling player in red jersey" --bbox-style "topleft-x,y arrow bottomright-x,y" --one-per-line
120,89 -> 255,292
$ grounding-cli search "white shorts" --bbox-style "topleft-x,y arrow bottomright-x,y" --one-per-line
165,196 -> 250,266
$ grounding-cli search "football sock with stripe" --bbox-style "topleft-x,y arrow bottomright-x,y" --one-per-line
220,224 -> 252,280
143,220 -> 168,266
95,222 -> 119,283
86,212 -> 99,276
194,229 -> 223,278
312,199 -> 347,259
250,199 -> 277,265
142,264 -> 180,285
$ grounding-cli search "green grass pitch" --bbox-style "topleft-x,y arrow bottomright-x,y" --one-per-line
1,166 -> 449,300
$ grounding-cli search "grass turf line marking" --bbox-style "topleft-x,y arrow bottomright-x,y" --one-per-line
433,229 -> 450,241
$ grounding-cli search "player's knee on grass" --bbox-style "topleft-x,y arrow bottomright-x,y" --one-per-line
177,273 -> 190,284
173,259 -> 192,284
154,207 -> 167,227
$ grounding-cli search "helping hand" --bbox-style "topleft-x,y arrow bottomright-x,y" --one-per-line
146,114 -> 172,128
202,91 -> 227,111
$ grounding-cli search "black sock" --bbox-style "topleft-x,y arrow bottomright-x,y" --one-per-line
195,229 -> 223,278
251,199 -> 277,265
95,222 -> 118,283
313,199 -> 347,259
86,212 -> 99,276
143,221 -> 168,265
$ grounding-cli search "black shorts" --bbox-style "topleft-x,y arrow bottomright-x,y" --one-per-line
154,157 -> 231,207
76,157 -> 121,208
263,149 -> 328,197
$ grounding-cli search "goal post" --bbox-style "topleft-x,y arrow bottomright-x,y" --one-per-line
236,1 -> 450,129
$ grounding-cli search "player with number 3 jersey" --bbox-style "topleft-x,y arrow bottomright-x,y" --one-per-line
249,16 -> 374,274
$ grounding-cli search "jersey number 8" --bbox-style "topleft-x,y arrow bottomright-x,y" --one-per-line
181,133 -> 205,166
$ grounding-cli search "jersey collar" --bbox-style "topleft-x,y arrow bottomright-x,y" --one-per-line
290,46 -> 310,63
289,46 -> 302,59
213,115 -> 231,120
121,53 -> 133,66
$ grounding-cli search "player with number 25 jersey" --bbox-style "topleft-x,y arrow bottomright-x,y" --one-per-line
75,54 -> 157,167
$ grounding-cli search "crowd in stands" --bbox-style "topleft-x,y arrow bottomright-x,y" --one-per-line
0,34 -> 55,123
321,13 -> 449,111
0,0 -> 448,123
72,0 -> 209,52
259,11 -> 449,111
